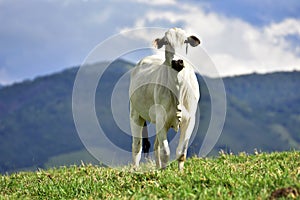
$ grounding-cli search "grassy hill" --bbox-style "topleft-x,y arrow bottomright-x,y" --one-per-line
0,59 -> 300,173
0,151 -> 299,199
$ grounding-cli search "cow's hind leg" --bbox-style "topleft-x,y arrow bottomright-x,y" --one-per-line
154,129 -> 169,169
154,136 -> 160,168
131,120 -> 144,168
176,116 -> 195,171
130,108 -> 145,168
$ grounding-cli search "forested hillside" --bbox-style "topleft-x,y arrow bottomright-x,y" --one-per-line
0,59 -> 299,173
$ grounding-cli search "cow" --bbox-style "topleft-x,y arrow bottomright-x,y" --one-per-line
129,27 -> 200,170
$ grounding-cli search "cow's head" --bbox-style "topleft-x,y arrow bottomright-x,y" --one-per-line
171,59 -> 185,72
153,28 -> 200,63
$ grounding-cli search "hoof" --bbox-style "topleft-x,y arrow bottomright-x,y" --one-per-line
178,161 -> 184,171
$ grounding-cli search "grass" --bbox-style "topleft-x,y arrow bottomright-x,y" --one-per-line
0,151 -> 299,199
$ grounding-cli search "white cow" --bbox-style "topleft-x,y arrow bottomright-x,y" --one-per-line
129,28 -> 200,170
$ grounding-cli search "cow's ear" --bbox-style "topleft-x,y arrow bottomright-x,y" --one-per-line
153,38 -> 165,49
185,35 -> 200,47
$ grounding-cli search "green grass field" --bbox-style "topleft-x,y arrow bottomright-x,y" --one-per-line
1,151 -> 299,199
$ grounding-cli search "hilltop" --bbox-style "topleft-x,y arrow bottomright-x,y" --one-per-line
0,151 -> 299,199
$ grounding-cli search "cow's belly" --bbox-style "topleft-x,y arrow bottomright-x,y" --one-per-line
130,84 -> 181,131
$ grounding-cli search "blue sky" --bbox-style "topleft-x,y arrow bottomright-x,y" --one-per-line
0,0 -> 299,85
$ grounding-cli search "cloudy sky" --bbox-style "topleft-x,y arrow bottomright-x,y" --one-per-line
0,0 -> 300,85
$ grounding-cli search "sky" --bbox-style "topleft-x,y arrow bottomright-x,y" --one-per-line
0,0 -> 300,85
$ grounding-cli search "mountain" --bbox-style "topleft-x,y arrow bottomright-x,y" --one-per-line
0,60 -> 299,173
217,72 -> 300,153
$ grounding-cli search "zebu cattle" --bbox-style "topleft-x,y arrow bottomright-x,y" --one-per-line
129,28 -> 200,170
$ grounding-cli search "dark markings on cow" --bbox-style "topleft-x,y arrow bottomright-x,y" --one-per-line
171,59 -> 185,72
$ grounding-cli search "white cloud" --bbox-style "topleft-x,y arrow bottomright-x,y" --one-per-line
131,0 -> 176,6
1,0 -> 300,84
265,18 -> 300,37
122,3 -> 300,77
